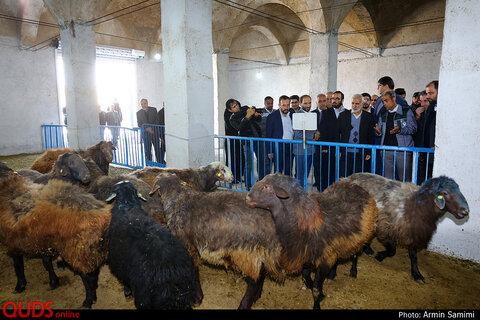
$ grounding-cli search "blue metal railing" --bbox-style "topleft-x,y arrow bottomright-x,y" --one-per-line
214,135 -> 435,192
41,124 -> 166,169
40,125 -> 434,192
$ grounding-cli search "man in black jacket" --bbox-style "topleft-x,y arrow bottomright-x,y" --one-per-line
337,94 -> 375,177
136,98 -> 161,163
228,101 -> 262,189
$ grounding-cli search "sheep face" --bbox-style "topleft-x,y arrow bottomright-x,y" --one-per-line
106,180 -> 146,209
57,153 -> 91,184
0,162 -> 15,179
246,174 -> 292,211
422,176 -> 469,219
150,172 -> 191,197
99,141 -> 116,163
208,161 -> 234,183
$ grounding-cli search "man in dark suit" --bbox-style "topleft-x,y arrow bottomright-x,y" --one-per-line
266,95 -> 294,176
136,98 -> 161,163
337,94 -> 376,177
157,103 -> 166,164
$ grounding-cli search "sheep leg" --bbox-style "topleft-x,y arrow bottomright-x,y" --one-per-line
192,266 -> 204,306
301,264 -> 314,289
312,265 -> 329,309
12,255 -> 27,293
363,243 -> 374,255
123,285 -> 132,298
238,270 -> 266,310
79,269 -> 100,308
349,254 -> 358,278
41,256 -> 59,290
252,265 -> 267,303
375,242 -> 396,262
408,249 -> 425,282
327,261 -> 339,280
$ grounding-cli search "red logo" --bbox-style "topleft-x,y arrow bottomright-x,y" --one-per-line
2,302 -> 54,318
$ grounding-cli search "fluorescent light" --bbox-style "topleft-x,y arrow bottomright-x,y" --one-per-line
154,53 -> 161,61
256,72 -> 262,79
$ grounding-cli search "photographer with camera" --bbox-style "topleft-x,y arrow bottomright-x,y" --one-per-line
229,102 -> 262,190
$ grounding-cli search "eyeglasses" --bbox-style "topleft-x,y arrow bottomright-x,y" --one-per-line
372,99 -> 377,101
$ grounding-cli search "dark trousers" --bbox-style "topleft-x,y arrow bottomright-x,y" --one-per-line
313,146 -> 336,191
340,151 -> 370,177
417,152 -> 434,185
227,138 -> 244,183
143,132 -> 161,163
272,142 -> 293,176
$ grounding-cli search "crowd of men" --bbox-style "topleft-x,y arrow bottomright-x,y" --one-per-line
224,76 -> 438,191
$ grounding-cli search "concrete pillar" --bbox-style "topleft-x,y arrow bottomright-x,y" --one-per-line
59,22 -> 100,148
44,0 -> 103,149
309,30 -> 338,97
213,49 -> 229,136
430,0 -> 480,262
161,0 -> 214,168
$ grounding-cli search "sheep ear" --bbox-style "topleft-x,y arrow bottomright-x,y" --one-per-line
149,185 -> 159,196
137,192 -> 147,202
434,194 -> 445,210
105,192 -> 117,203
273,185 -> 290,199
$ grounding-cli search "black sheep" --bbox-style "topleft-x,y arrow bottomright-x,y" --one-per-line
105,181 -> 196,309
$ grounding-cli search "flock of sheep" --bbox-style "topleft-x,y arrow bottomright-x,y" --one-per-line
0,140 -> 470,309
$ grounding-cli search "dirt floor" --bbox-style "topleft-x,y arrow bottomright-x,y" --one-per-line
0,153 -> 479,310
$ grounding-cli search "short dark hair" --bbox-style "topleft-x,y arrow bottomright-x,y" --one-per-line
290,95 -> 300,101
419,90 -> 427,97
300,94 -> 311,103
412,91 -> 420,98
264,96 -> 273,102
225,98 -> 240,111
426,80 -> 439,90
279,95 -> 290,103
361,92 -> 371,99
378,76 -> 395,89
395,88 -> 406,96
333,90 -> 344,100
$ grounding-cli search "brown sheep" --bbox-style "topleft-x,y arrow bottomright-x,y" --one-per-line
149,172 -> 284,309
0,163 -> 112,308
246,173 -> 378,309
128,161 -> 234,191
30,141 -> 115,175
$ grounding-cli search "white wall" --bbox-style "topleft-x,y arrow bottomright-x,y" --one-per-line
428,0 -> 480,263
135,58 -> 164,126
229,42 -> 442,109
230,57 -> 310,107
0,36 -> 60,155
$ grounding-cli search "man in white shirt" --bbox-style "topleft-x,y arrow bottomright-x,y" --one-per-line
266,95 -> 294,176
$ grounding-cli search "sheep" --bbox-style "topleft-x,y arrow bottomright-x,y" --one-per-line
345,172 -> 470,281
149,172 -> 285,309
129,161 -> 234,191
32,152 -> 91,185
15,169 -> 43,181
245,173 -> 378,309
30,140 -> 115,175
88,174 -> 166,224
104,180 -> 197,309
0,163 -> 112,308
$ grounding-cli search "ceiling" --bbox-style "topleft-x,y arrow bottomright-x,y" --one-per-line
0,0 -> 445,63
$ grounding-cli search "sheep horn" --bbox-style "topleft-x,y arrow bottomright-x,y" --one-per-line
105,192 -> 117,203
